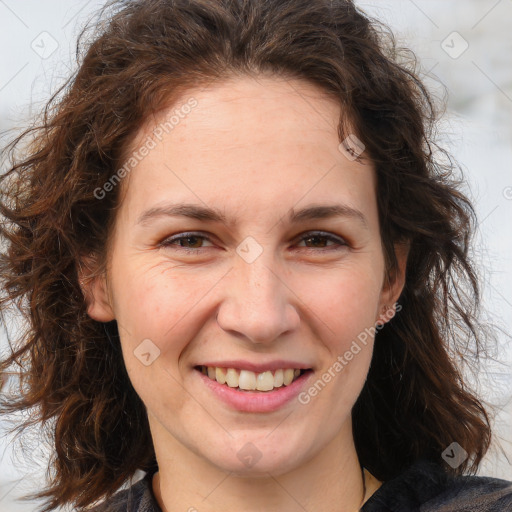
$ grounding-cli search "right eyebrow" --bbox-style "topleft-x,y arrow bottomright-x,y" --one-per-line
136,201 -> 369,230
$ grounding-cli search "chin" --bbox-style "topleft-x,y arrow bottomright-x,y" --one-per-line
206,437 -> 308,477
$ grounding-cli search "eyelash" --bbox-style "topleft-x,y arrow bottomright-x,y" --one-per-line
159,231 -> 348,254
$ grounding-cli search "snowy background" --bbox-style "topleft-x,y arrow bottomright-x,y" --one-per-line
1,0 -> 511,510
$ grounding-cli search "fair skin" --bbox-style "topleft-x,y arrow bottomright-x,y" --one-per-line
81,74 -> 408,512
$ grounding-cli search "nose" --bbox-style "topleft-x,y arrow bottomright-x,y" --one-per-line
215,254 -> 300,344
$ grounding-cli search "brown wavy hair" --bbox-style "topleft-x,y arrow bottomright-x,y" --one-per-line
0,0 -> 500,510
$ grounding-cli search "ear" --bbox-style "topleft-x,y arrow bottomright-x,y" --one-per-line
376,241 -> 410,326
77,255 -> 115,322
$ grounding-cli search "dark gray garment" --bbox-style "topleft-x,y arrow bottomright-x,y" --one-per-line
88,459 -> 512,512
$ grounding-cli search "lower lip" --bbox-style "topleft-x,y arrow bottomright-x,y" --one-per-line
195,369 -> 314,413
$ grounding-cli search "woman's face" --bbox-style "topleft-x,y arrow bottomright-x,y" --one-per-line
84,75 -> 406,476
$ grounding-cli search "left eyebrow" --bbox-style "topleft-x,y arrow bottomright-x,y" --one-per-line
287,204 -> 369,230
136,202 -> 369,230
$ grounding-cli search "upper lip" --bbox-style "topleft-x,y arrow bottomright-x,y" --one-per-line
195,360 -> 313,373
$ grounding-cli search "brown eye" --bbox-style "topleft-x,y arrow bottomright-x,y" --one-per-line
296,231 -> 347,250
160,232 -> 214,251
158,230 -> 347,254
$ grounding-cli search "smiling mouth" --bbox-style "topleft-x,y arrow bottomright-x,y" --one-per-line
194,365 -> 312,392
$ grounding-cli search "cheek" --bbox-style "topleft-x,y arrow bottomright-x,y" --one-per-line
111,258 -> 214,337
109,261 -> 211,382
298,264 -> 383,347
298,269 -> 379,420
111,267 -> 206,413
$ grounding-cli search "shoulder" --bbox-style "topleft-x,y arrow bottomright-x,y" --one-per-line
362,459 -> 512,512
85,462 -> 512,512
422,471 -> 512,512
87,472 -> 161,512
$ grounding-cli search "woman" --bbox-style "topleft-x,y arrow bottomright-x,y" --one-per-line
1,0 -> 511,511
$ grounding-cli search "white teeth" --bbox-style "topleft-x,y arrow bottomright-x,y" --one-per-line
225,368 -> 238,388
200,366 -> 306,391
256,371 -> 274,391
239,370 -> 256,390
215,367 -> 226,385
283,368 -> 295,386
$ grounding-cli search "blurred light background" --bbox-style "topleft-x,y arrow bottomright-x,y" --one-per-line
0,0 -> 511,510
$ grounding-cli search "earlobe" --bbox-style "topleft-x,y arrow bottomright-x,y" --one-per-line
376,241 -> 410,326
77,257 -> 115,322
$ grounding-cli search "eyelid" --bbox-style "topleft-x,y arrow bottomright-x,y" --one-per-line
159,231 -> 215,249
293,230 -> 347,247
159,230 -> 348,252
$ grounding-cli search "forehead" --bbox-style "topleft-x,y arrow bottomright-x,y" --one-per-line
130,74 -> 344,149
117,75 -> 376,224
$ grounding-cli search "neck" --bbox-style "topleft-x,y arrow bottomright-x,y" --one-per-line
150,416 -> 376,512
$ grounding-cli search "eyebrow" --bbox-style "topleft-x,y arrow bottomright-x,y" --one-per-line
136,202 -> 369,229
